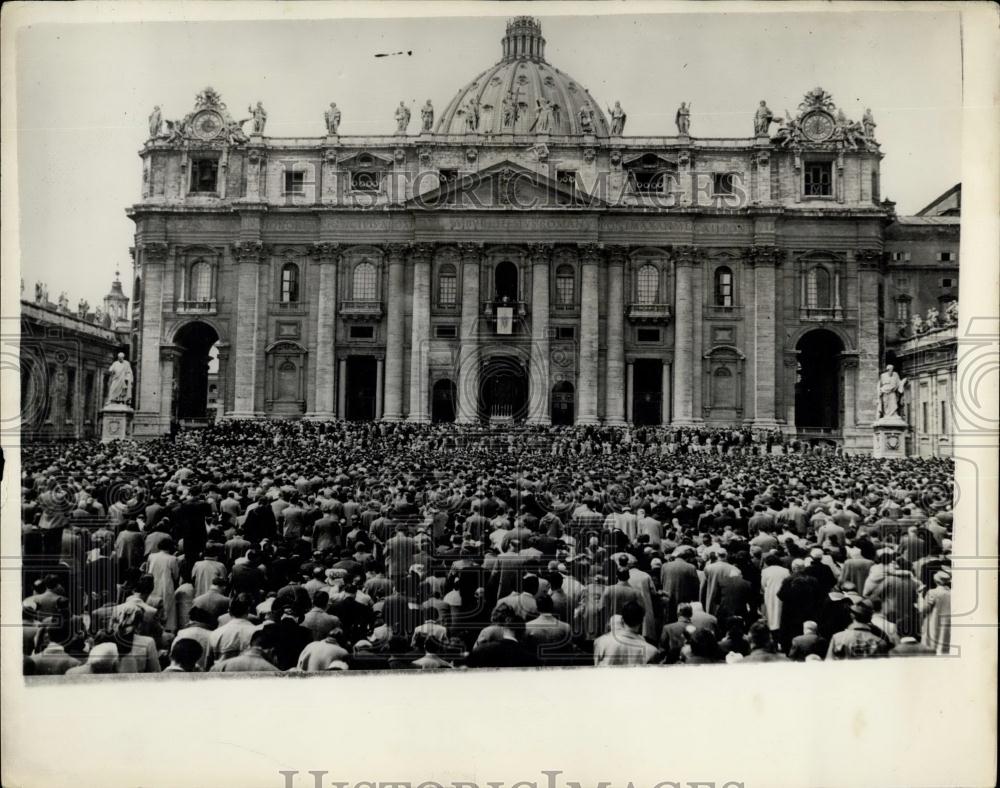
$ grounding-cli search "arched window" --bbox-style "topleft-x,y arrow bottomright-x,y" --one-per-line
714,266 -> 734,307
806,266 -> 832,308
438,263 -> 457,306
352,261 -> 377,301
637,264 -> 659,304
190,260 -> 212,302
556,264 -> 575,305
280,262 -> 300,303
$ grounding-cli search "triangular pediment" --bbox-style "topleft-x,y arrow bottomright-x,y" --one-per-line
407,159 -> 605,209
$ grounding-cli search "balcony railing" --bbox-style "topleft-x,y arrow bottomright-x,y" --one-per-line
270,300 -> 306,314
627,303 -> 672,323
339,300 -> 384,321
175,299 -> 217,314
799,306 -> 846,321
481,300 -> 528,318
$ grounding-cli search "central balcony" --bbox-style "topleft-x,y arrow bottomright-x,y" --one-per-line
175,299 -> 218,315
481,299 -> 528,318
339,300 -> 384,321
627,303 -> 672,324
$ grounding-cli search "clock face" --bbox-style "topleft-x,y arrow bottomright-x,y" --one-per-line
801,110 -> 835,142
192,110 -> 224,141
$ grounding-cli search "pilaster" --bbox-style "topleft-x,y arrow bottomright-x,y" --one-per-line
577,244 -> 602,424
407,243 -> 433,422
305,242 -> 339,419
229,241 -> 265,417
456,242 -> 482,423
527,243 -> 552,424
382,243 -> 408,420
604,245 -> 627,425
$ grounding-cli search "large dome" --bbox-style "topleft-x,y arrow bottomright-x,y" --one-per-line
435,17 -> 611,138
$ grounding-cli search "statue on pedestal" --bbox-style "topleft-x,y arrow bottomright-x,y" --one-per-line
106,352 -> 134,406
862,108 -> 877,140
608,101 -> 626,135
876,364 -> 907,421
324,102 -> 341,135
57,292 -> 69,312
754,101 -> 774,135
420,100 -> 434,132
249,102 -> 267,134
148,105 -> 162,139
77,299 -> 89,319
395,101 -> 411,134
675,102 -> 691,135
531,97 -> 554,133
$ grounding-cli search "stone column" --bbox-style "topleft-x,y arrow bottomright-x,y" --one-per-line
158,345 -> 181,426
527,243 -> 552,424
230,241 -> 264,417
841,355 -> 858,432
604,246 -> 627,425
672,246 -> 697,424
661,361 -> 672,424
855,250 -> 883,432
216,343 -> 230,416
625,362 -> 634,423
306,243 -> 339,419
375,357 -> 385,419
408,244 -> 433,422
577,244 -> 602,424
456,243 -> 481,423
133,242 -> 168,436
337,357 -> 347,418
382,244 -> 407,420
751,246 -> 780,428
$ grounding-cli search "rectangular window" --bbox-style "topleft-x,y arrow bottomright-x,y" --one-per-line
438,274 -> 457,306
803,162 -> 833,197
284,170 -> 305,195
713,172 -> 735,195
896,300 -> 910,322
556,274 -> 574,305
937,252 -> 955,263
434,325 -> 457,339
349,326 -> 374,339
637,328 -> 661,343
64,367 -> 76,417
555,326 -> 575,340
190,158 -> 219,193
941,277 -> 954,288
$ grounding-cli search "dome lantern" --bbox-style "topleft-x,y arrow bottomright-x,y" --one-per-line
502,17 -> 546,62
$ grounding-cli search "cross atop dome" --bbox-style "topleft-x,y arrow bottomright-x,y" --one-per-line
502,16 -> 546,62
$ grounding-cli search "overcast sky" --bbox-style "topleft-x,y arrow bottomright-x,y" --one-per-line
14,7 -> 963,306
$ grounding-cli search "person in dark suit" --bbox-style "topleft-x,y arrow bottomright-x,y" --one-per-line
243,496 -> 278,545
660,552 -> 700,623
788,621 -> 828,660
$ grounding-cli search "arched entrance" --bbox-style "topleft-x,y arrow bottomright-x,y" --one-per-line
551,381 -> 575,425
432,379 -> 457,423
174,321 -> 220,421
479,355 -> 528,422
795,329 -> 843,432
494,261 -> 519,302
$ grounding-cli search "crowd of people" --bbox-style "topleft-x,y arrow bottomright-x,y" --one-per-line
20,419 -> 954,675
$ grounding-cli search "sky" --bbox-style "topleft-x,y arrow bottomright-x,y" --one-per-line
13,6 -> 963,306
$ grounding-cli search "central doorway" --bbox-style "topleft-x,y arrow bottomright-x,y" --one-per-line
551,381 -> 575,425
479,355 -> 528,422
795,329 -> 843,431
633,359 -> 663,425
346,356 -> 377,421
432,379 -> 456,423
174,321 -> 220,421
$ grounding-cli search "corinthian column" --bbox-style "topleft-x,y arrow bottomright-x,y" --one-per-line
306,243 -> 339,419
408,244 -> 433,422
751,245 -> 780,428
456,243 -> 481,423
382,243 -> 407,421
604,246 -> 627,425
231,241 -> 264,417
527,243 -> 552,424
672,245 -> 697,425
577,244 -> 602,424
133,242 -> 168,437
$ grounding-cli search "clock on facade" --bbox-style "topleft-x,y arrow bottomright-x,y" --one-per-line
801,110 -> 835,142
191,110 -> 225,141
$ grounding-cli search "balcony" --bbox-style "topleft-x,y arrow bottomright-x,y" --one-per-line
339,300 -> 384,321
627,303 -> 672,324
270,300 -> 306,315
175,299 -> 217,315
481,299 -> 528,318
799,306 -> 846,322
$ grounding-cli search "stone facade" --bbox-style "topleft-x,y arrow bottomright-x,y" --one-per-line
127,17 -> 949,452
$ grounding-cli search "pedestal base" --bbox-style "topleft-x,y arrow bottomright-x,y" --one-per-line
872,417 -> 908,458
100,403 -> 134,443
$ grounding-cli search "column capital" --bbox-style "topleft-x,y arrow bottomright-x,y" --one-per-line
578,243 -> 603,265
672,244 -> 697,267
385,242 -> 410,263
231,241 -> 264,264
457,242 -> 483,263
527,243 -> 553,265
605,245 -> 629,266
409,242 -> 435,264
141,242 -> 169,264
746,245 -> 784,267
311,242 -> 341,263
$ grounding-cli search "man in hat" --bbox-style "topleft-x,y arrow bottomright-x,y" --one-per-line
826,599 -> 889,659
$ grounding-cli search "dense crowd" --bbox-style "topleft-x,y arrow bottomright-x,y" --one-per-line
21,420 -> 954,675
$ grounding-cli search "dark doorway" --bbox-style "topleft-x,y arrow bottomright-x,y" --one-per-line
551,381 -> 575,425
432,379 -> 457,423
633,359 -> 663,425
346,356 -> 377,421
494,261 -> 519,302
175,321 -> 220,420
795,329 -> 843,431
479,356 -> 528,421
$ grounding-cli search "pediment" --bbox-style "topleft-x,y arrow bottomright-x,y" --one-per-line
337,151 -> 394,167
408,160 -> 604,209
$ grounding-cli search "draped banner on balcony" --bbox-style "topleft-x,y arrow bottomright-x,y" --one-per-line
496,306 -> 514,335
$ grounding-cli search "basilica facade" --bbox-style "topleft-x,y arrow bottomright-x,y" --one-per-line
129,16 -> 908,450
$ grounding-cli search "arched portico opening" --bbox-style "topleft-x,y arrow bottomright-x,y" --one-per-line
174,321 -> 220,421
795,329 -> 843,432
494,261 -> 519,302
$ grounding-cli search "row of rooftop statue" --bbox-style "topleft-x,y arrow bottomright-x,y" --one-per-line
146,86 -> 877,147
